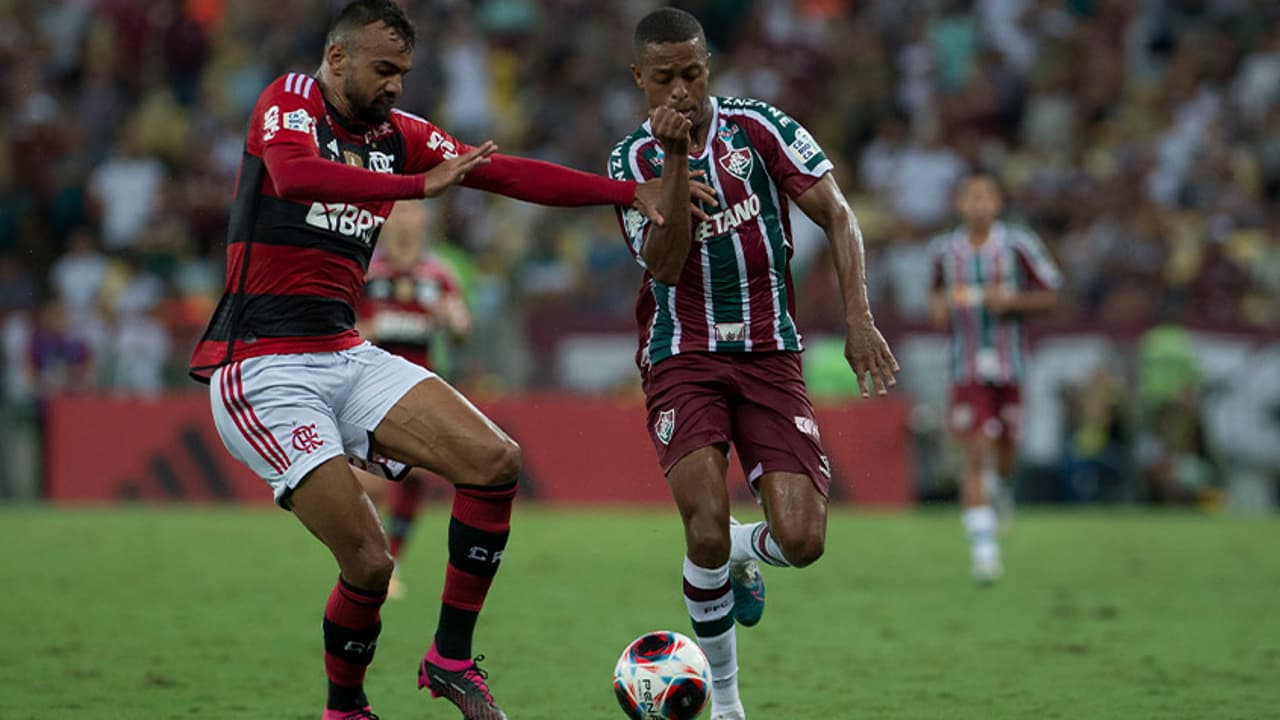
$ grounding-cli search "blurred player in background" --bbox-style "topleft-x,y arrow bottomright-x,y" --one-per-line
357,200 -> 469,600
609,8 -> 898,720
186,2 -> 692,718
928,172 -> 1062,584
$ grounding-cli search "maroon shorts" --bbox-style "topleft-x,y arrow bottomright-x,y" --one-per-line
950,382 -> 1021,442
641,351 -> 830,498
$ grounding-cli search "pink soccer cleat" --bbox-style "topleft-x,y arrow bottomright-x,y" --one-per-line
419,651 -> 509,720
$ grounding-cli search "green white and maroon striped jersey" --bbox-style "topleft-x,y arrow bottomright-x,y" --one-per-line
929,221 -> 1062,385
608,96 -> 833,369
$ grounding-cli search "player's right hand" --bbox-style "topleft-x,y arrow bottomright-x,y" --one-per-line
650,106 -> 692,155
423,141 -> 498,197
845,315 -> 899,398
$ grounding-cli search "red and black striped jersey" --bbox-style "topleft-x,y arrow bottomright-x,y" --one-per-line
190,73 -> 637,382
359,254 -> 462,370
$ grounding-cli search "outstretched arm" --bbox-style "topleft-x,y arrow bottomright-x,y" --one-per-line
397,112 -> 709,225
460,150 -> 719,229
461,153 -> 638,207
795,173 -> 899,397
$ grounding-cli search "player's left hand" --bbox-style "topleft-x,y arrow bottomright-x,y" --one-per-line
690,171 -> 719,214
845,315 -> 899,398
634,175 -> 720,225
633,180 -> 667,225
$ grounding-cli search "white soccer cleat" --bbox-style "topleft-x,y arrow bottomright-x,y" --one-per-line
972,553 -> 1003,586
711,705 -> 746,720
727,517 -> 767,626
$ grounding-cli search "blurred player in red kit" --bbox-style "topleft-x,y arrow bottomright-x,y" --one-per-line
185,2 -> 712,718
357,200 -> 469,599
929,172 -> 1061,585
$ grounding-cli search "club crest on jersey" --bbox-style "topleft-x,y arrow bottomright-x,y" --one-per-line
719,147 -> 753,180
368,151 -> 395,173
655,409 -> 675,445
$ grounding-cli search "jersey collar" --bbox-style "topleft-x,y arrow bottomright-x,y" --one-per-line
320,88 -> 394,144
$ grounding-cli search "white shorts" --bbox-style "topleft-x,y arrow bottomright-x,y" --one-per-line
209,342 -> 432,507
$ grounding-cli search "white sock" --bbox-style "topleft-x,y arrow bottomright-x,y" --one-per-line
730,521 -> 790,568
682,557 -> 740,712
981,467 -> 999,498
962,506 -> 999,562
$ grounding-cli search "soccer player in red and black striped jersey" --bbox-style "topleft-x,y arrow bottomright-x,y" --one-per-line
609,9 -> 899,720
928,173 -> 1061,584
187,3 -> 696,719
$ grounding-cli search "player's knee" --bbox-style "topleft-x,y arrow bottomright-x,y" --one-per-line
483,437 -> 522,485
342,541 -> 395,591
779,529 -> 825,568
684,518 -> 731,567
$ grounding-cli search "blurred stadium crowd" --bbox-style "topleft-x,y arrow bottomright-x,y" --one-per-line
2,0 -> 1278,503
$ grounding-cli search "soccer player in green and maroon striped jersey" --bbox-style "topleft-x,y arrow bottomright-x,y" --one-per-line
608,8 -> 898,720
928,173 -> 1061,585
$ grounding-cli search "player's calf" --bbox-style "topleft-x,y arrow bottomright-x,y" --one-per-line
738,517 -> 824,568
753,471 -> 829,567
322,577 -> 387,716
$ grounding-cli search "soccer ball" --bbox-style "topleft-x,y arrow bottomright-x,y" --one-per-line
613,630 -> 711,720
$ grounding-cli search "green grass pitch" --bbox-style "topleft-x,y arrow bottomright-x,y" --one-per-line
1,507 -> 1276,719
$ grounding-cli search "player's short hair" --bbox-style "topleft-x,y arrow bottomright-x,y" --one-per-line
327,0 -> 416,54
634,7 -> 707,57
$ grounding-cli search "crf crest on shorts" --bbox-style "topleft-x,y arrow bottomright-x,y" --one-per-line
291,423 -> 325,453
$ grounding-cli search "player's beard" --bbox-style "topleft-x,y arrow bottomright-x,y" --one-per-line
348,79 -> 395,126
359,93 -> 396,125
